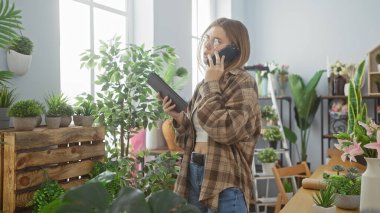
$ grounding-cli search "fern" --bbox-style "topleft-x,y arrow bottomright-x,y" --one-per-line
0,0 -> 23,49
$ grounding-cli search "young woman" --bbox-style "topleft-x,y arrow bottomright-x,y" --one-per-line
160,18 -> 261,213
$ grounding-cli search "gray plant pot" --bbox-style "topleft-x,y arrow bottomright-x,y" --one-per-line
81,116 -> 94,127
60,116 -> 72,127
45,117 -> 61,129
335,194 -> 360,210
73,115 -> 83,126
0,108 -> 10,129
12,117 -> 37,131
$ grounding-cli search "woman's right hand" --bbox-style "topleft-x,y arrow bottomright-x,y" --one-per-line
158,94 -> 183,125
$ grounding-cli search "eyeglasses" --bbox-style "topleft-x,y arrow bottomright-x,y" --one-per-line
201,36 -> 223,49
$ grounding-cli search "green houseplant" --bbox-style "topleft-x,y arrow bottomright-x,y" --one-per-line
0,86 -> 17,129
74,93 -> 97,127
312,186 -> 336,213
261,105 -> 278,126
324,165 -> 361,210
262,126 -> 282,149
8,99 -> 43,130
258,147 -> 278,175
0,0 -> 23,49
288,70 -> 325,162
7,35 -> 34,76
80,35 -> 179,158
44,93 -> 64,129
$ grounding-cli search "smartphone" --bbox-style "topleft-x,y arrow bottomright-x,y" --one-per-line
212,44 -> 240,65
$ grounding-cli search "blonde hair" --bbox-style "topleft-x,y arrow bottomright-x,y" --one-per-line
198,18 -> 250,72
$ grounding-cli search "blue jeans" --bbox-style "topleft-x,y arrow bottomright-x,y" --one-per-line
188,162 -> 248,213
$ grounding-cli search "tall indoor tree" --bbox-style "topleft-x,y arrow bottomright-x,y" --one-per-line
80,35 -> 178,158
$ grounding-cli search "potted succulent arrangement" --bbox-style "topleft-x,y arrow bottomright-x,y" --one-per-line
312,186 -> 336,213
324,165 -> 361,210
74,93 -> 97,127
261,105 -> 278,126
7,35 -> 34,76
8,99 -> 43,131
262,126 -> 282,149
258,147 -> 278,175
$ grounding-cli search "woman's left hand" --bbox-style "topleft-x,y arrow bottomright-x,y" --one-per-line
205,51 -> 225,82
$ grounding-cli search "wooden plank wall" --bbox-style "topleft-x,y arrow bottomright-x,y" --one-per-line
1,126 -> 105,212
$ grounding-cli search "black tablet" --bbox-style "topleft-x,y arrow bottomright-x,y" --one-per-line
147,72 -> 188,113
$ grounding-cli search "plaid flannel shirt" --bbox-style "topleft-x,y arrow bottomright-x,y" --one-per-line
173,68 -> 261,212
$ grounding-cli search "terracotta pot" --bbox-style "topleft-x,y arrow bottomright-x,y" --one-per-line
161,119 -> 182,151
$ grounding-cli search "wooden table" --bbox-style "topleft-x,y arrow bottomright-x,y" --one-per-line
280,155 -> 364,213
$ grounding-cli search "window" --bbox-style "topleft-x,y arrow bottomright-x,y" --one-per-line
191,0 -> 212,92
60,0 -> 128,102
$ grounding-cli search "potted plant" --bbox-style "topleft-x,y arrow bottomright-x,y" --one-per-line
0,86 -> 17,129
261,105 -> 278,126
74,93 -> 97,127
8,99 -> 43,131
376,53 -> 380,71
262,126 -> 282,149
44,93 -> 64,129
312,186 -> 336,213
282,179 -> 294,200
324,165 -> 361,210
7,35 -> 34,76
288,70 -> 325,162
80,35 -> 180,158
73,107 -> 83,126
258,147 -> 278,175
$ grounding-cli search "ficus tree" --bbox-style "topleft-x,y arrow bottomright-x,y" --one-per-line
80,35 -> 178,158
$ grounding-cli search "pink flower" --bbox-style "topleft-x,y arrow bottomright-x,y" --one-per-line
364,131 -> 380,159
340,138 -> 363,162
358,121 -> 374,136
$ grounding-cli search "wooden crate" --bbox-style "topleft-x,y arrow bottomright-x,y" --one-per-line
0,126 -> 105,212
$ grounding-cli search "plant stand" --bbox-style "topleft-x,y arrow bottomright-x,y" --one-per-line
0,126 -> 105,212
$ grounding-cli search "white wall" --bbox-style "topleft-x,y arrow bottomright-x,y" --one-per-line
244,0 -> 380,169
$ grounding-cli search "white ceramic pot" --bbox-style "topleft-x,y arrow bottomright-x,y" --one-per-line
261,162 -> 276,175
6,49 -> 32,76
145,121 -> 167,150
312,204 -> 336,213
335,194 -> 360,210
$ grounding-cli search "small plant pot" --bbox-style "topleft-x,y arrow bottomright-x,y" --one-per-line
335,194 -> 360,210
261,162 -> 276,175
36,115 -> 42,127
60,116 -> 72,127
45,117 -> 61,129
0,108 -> 10,129
312,204 -> 336,213
12,117 -> 37,131
81,116 -> 94,127
73,115 -> 83,126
